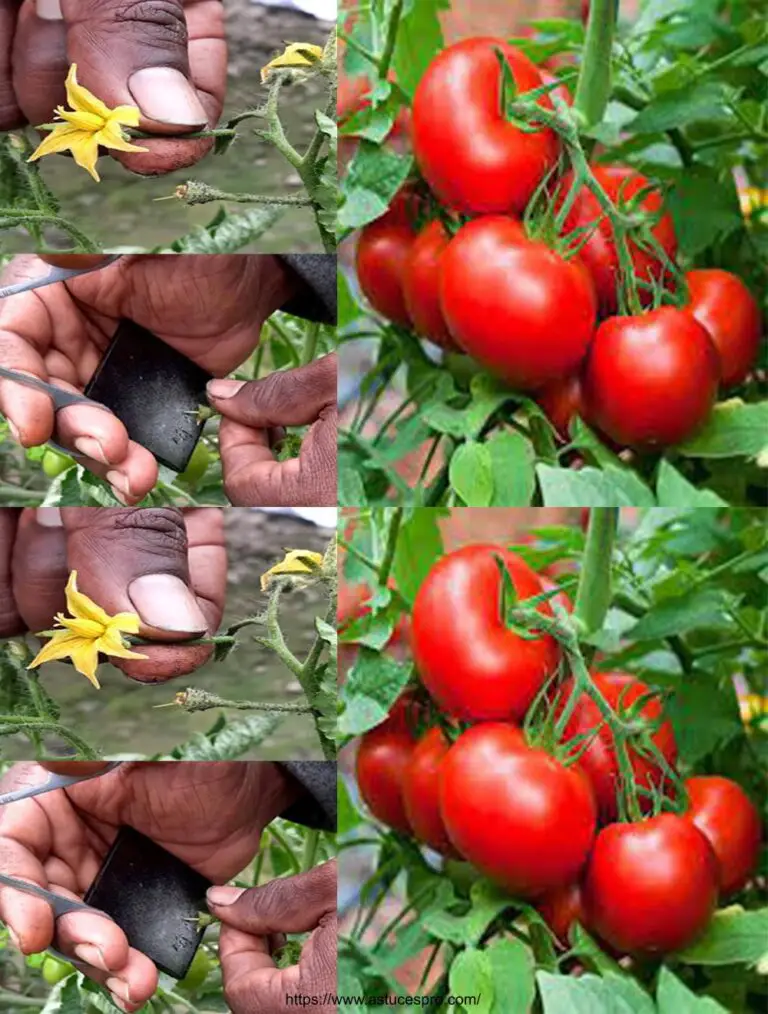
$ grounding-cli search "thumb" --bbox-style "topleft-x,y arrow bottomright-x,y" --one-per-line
207,355 -> 338,429
60,0 -> 208,130
207,861 -> 337,936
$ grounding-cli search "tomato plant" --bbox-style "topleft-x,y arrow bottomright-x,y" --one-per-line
338,505 -> 767,1011
339,0 -> 768,509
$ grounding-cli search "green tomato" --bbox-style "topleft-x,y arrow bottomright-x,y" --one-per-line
42,956 -> 75,985
178,442 -> 211,487
42,449 -> 74,479
178,948 -> 213,992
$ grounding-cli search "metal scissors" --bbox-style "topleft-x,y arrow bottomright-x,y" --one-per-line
0,763 -> 121,920
0,257 -> 121,414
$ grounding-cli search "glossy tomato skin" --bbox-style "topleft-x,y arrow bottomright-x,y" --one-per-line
356,210 -> 415,328
412,545 -> 559,722
402,727 -> 458,856
412,38 -> 558,215
583,814 -> 718,955
537,881 -> 585,946
537,374 -> 585,440
686,269 -> 762,388
560,165 -> 678,316
582,307 -> 720,448
403,220 -> 457,349
562,671 -> 678,822
356,723 -> 415,834
440,217 -> 597,390
440,724 -> 597,897
685,775 -> 762,896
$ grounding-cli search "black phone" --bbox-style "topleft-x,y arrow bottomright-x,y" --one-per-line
83,826 -> 212,979
84,320 -> 212,473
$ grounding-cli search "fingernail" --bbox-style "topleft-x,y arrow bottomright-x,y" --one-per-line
207,379 -> 245,401
36,0 -> 63,18
105,474 -> 133,507
7,420 -> 21,443
74,943 -> 110,971
128,574 -> 208,634
128,67 -> 208,127
207,885 -> 245,907
37,507 -> 63,527
74,436 -> 110,465
106,978 -> 133,1005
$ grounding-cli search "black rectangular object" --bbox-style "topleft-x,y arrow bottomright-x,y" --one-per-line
84,826 -> 211,979
84,320 -> 212,473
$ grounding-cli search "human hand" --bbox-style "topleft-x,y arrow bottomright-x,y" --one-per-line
208,354 -> 338,506
0,0 -> 227,174
0,760 -> 302,1011
0,254 -> 299,503
209,860 -> 338,1014
0,505 -> 226,681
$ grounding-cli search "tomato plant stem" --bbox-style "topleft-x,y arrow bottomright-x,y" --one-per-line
378,0 -> 404,78
574,508 -> 618,637
378,507 -> 403,585
574,0 -> 617,128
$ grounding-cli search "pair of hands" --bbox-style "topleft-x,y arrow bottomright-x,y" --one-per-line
0,0 -> 226,175
0,761 -> 337,1013
0,255 -> 338,506
0,506 -> 225,682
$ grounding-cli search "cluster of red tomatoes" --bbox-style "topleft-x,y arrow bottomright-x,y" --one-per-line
354,544 -> 763,956
353,37 -> 762,450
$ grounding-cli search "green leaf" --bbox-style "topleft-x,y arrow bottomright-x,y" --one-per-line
537,464 -> 656,507
166,714 -> 282,760
668,679 -> 744,766
423,879 -> 514,947
487,938 -> 535,1014
676,401 -> 768,459
629,587 -> 732,640
337,777 -> 362,836
338,649 -> 412,736
393,507 -> 444,604
159,205 -> 285,254
656,966 -> 728,1013
339,142 -> 413,231
450,441 -> 494,506
449,948 -> 494,1014
628,80 -> 730,133
667,168 -> 744,257
488,431 -> 536,507
393,0 -> 449,97
339,462 -> 367,508
537,971 -> 655,1014
676,907 -> 768,965
656,460 -> 727,506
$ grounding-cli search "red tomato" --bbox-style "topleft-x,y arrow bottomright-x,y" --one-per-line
402,727 -> 458,856
356,208 -> 415,328
686,269 -> 762,388
412,545 -> 559,722
403,220 -> 457,350
583,814 -> 718,954
559,166 -> 678,316
540,577 -> 573,616
582,306 -> 720,448
356,723 -> 415,834
412,38 -> 558,215
561,672 -> 678,822
439,724 -> 597,897
440,217 -> 597,390
537,374 -> 585,439
537,882 -> 585,946
685,775 -> 762,896
540,71 -> 573,110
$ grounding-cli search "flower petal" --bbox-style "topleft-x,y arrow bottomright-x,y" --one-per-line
107,612 -> 142,635
261,42 -> 324,82
27,631 -> 86,669
67,135 -> 102,182
260,549 -> 323,590
57,108 -> 105,131
58,615 -> 105,639
95,120 -> 149,154
109,105 -> 142,127
27,124 -> 85,163
68,639 -> 101,688
65,571 -> 112,626
65,64 -> 112,120
97,628 -> 148,662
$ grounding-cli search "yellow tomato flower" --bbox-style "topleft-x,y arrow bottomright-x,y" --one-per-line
27,64 -> 148,182
261,550 -> 324,591
261,43 -> 324,82
27,571 -> 148,689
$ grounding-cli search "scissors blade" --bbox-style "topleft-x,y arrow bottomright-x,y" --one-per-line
0,762 -> 121,807
0,366 -> 107,412
0,256 -> 121,300
0,874 -> 112,921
